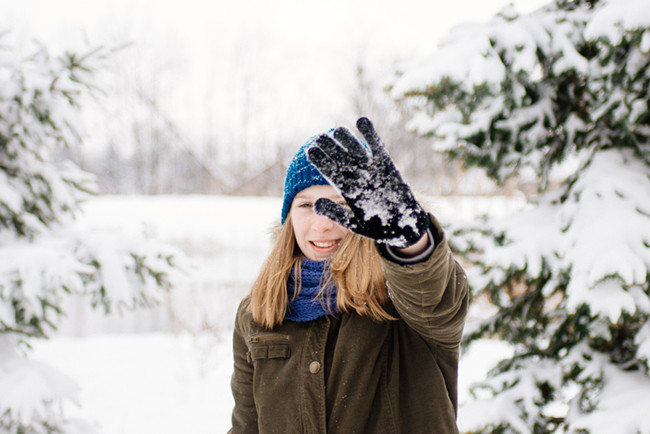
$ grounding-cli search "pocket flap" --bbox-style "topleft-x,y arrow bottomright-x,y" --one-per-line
247,334 -> 291,362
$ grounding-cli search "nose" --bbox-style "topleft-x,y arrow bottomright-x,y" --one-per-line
312,213 -> 335,232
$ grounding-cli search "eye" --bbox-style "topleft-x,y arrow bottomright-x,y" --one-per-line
297,202 -> 313,208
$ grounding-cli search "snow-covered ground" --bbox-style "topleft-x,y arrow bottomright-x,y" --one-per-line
31,194 -> 522,433
32,331 -> 511,433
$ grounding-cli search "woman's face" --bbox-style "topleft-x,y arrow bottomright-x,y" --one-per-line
290,185 -> 349,261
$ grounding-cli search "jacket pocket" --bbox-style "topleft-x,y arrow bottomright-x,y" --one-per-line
247,333 -> 291,363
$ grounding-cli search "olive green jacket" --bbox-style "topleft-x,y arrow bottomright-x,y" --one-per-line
229,217 -> 469,433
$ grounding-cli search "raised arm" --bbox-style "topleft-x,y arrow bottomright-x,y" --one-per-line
381,215 -> 469,347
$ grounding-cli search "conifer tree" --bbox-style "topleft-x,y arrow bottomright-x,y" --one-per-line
393,0 -> 650,432
0,33 -> 181,433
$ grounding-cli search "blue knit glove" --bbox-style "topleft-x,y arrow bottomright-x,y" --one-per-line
306,117 -> 429,248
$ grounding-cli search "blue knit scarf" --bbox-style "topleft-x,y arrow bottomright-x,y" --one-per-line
285,259 -> 338,322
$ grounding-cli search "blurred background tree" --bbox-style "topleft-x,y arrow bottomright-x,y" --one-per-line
48,20 -> 504,199
0,34 -> 183,433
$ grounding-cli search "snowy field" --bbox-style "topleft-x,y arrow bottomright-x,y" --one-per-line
31,194 -> 521,433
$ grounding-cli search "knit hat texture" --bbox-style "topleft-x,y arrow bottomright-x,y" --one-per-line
280,134 -> 330,224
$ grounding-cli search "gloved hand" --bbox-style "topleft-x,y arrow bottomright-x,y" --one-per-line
306,117 -> 429,248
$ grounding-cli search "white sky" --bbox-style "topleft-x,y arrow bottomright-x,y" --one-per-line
4,0 -> 548,53
2,0 -> 549,154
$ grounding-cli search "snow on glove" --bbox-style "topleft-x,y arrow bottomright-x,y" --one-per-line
306,117 -> 429,248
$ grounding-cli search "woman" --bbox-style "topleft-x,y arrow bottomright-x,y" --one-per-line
229,117 -> 468,433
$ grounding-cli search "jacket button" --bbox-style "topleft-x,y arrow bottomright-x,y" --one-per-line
309,361 -> 321,374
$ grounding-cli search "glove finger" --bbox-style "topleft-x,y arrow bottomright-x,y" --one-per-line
306,145 -> 339,181
313,134 -> 349,166
356,117 -> 391,163
314,198 -> 357,231
332,126 -> 369,165
356,117 -> 406,188
308,146 -> 366,197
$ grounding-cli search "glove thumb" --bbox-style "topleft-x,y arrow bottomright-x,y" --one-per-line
314,198 -> 356,231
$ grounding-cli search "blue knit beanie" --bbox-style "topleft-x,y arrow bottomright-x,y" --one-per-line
280,134 -> 330,224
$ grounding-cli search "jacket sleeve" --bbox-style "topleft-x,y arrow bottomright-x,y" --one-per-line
379,214 -> 469,348
229,298 -> 259,434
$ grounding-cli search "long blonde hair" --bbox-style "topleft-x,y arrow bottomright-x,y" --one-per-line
249,210 -> 394,329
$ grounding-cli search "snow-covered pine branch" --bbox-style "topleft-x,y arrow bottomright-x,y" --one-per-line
1,32 -> 185,433
393,0 -> 650,432
392,0 -> 650,190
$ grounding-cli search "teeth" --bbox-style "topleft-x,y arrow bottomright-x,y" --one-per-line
313,241 -> 337,248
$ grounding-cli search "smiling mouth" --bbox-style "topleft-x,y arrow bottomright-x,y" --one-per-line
311,240 -> 339,248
